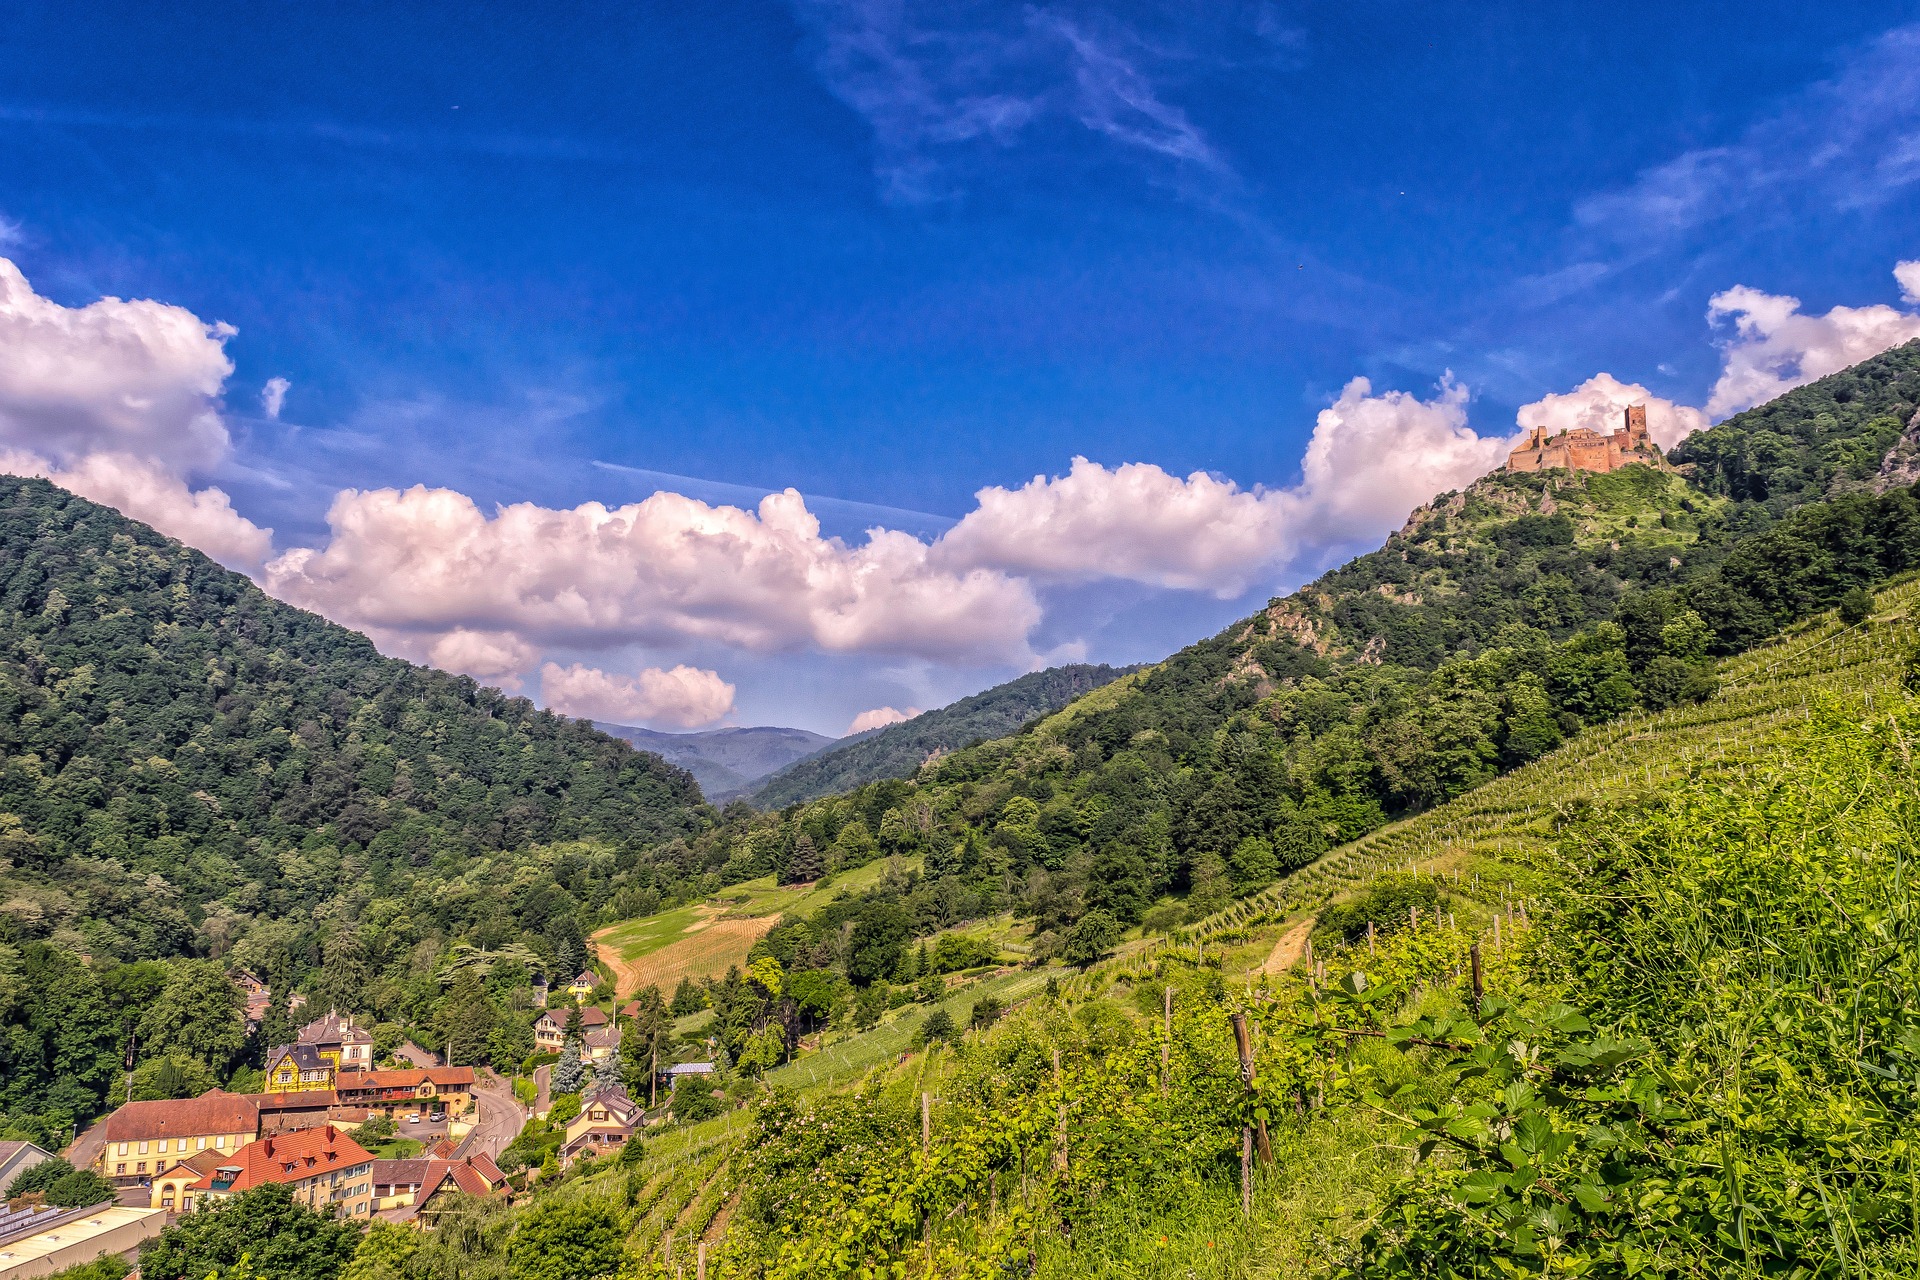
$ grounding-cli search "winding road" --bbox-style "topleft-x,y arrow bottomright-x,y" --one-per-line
456,1068 -> 526,1162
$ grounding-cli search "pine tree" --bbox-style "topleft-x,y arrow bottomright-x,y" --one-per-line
552,1041 -> 585,1095
782,834 -> 825,885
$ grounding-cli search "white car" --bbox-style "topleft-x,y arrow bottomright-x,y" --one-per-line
405,1112 -> 421,1124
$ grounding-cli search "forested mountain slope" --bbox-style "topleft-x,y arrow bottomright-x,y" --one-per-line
676,349 -> 1920,980
746,663 -> 1136,808
0,476 -> 715,1138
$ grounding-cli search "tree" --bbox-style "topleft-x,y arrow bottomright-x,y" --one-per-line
914,970 -> 945,1004
135,966 -> 247,1080
846,901 -> 912,986
969,996 -> 1004,1031
137,1183 -> 359,1280
781,833 -> 825,885
563,1002 -> 585,1042
127,1053 -> 215,1103
1839,586 -> 1874,625
341,1221 -> 419,1280
853,983 -> 887,1030
917,1008 -> 958,1047
671,1075 -> 723,1123
551,1041 -> 585,1096
620,985 -> 672,1099
1062,910 -> 1122,967
1228,836 -> 1279,890
6,1157 -> 113,1206
669,979 -> 704,1016
507,1200 -> 624,1280
434,972 -> 496,1068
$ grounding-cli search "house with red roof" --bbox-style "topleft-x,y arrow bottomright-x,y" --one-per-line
187,1125 -> 375,1219
93,1091 -> 260,1184
332,1066 -> 475,1118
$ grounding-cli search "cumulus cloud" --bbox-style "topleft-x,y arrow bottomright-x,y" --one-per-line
847,705 -> 919,735
1516,373 -> 1708,450
540,661 -> 736,730
937,457 -> 1290,596
936,377 -> 1511,597
261,376 -> 290,420
0,257 -> 235,471
0,258 -> 272,569
1897,259 -> 1920,305
1704,265 -> 1920,417
264,484 -> 1042,670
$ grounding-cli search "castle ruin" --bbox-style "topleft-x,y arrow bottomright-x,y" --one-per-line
1505,404 -> 1669,474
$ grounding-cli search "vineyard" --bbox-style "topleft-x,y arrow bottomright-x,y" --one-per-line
683,575 -> 1920,1275
376,575 -> 1920,1278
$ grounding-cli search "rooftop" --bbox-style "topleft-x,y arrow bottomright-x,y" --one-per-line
189,1126 -> 373,1195
101,1091 -> 259,1144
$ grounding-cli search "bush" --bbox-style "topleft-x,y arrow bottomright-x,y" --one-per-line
1315,873 -> 1442,945
969,997 -> 1004,1031
1062,910 -> 1121,967
1839,585 -> 1874,625
671,1075 -> 723,1123
929,933 -> 997,974
917,1009 -> 958,1047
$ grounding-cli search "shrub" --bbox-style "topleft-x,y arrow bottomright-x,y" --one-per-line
1314,872 -> 1442,945
917,1009 -> 958,1047
671,1075 -> 723,1123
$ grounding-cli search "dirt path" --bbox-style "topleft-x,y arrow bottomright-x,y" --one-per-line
1260,918 -> 1316,975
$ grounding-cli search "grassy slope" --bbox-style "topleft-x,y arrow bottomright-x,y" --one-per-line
592,857 -> 914,996
393,577 -> 1916,1280
688,575 -> 1920,1277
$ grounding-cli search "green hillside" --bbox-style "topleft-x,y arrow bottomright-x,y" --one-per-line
0,476 -> 712,1137
357,551 -> 1920,1280
656,352 -> 1920,996
746,662 -> 1137,809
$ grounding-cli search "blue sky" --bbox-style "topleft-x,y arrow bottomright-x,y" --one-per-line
3,1 -> 1919,735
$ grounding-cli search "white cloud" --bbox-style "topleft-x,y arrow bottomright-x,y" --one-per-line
0,257 -> 235,471
540,661 -> 736,730
264,484 -> 1042,670
261,376 -> 290,420
422,628 -> 541,690
847,705 -> 919,735
1896,259 -> 1920,305
0,257 -> 272,569
794,2 -> 1232,203
936,457 -> 1289,596
1516,373 -> 1708,450
934,376 -> 1512,598
1704,267 -> 1920,417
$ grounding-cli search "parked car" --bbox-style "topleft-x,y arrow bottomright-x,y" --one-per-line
428,1110 -> 445,1122
405,1112 -> 421,1124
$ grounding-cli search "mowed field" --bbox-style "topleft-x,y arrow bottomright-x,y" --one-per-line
592,857 -> 912,997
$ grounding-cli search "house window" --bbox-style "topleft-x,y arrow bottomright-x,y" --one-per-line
115,1164 -> 126,1175
136,1161 -> 147,1173
117,1143 -> 129,1156
197,1137 -> 207,1149
138,1141 -> 149,1154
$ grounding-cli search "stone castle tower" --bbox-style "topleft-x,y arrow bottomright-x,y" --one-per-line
1505,403 -> 1667,474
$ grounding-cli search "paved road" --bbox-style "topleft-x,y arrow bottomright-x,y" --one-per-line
65,1118 -> 108,1171
456,1068 -> 525,1162
397,1040 -> 440,1068
532,1063 -> 552,1117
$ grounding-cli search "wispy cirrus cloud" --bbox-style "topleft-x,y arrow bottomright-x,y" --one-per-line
1575,23 -> 1920,248
792,1 -> 1244,204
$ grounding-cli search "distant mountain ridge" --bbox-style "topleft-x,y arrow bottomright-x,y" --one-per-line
595,724 -> 838,800
746,663 -> 1139,808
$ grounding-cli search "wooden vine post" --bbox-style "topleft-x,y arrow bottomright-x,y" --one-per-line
1229,1011 -> 1272,1220
1469,942 -> 1483,1016
697,1243 -> 707,1280
1161,986 -> 1173,1098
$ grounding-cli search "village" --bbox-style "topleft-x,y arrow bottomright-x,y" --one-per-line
0,965 -> 717,1278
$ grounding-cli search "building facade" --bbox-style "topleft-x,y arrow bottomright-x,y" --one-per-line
1505,404 -> 1669,475
188,1126 -> 375,1220
95,1093 -> 260,1183
332,1067 -> 475,1119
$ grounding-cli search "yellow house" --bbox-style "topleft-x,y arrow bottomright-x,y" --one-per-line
566,969 -> 598,1002
264,1043 -> 336,1093
96,1092 -> 260,1183
150,1148 -> 228,1213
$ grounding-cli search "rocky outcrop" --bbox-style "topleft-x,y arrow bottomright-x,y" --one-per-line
1875,408 -> 1920,493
